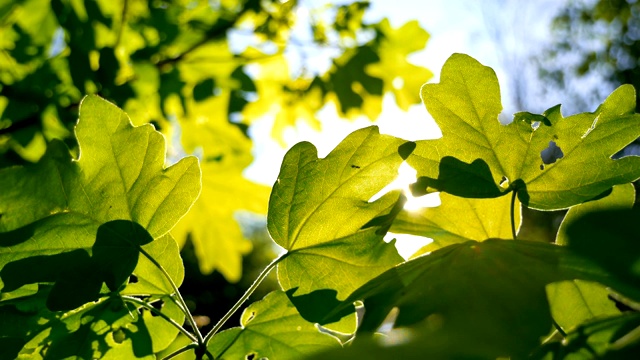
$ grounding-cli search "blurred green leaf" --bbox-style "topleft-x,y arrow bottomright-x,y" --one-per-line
333,239 -> 615,358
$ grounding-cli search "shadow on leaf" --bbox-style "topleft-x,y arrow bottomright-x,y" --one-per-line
410,156 -> 504,198
0,220 -> 153,311
285,288 -> 355,326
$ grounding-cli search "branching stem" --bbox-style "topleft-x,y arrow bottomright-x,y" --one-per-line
161,343 -> 199,360
139,247 -> 205,346
121,295 -> 197,343
203,253 -> 287,344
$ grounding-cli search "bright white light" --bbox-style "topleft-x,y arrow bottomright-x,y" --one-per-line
386,232 -> 433,260
369,162 -> 440,212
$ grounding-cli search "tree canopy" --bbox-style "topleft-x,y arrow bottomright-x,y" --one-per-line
0,0 -> 431,281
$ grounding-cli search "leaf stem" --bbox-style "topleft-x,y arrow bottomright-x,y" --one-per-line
121,295 -> 197,343
161,343 -> 199,360
138,247 -> 205,346
511,190 -> 518,240
203,253 -> 287,344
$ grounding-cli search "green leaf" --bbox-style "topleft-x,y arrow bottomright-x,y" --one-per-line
565,207 -> 640,302
171,165 -> 270,282
334,239 -> 611,358
556,183 -> 635,245
268,126 -> 411,301
408,53 -> 640,210
0,95 -> 201,310
534,313 -> 640,359
390,192 -> 520,255
546,185 -> 634,332
208,290 -> 340,360
122,233 -> 185,296
546,280 -> 621,334
16,295 -> 179,359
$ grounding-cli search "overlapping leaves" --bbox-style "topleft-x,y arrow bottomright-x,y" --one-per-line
408,53 -> 640,210
0,95 -> 198,357
268,126 -> 413,302
208,291 -> 340,360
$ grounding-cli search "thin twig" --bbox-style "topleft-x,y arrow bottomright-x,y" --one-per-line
138,247 -> 205,346
203,253 -> 287,344
511,190 -> 518,240
121,295 -> 198,343
161,343 -> 199,360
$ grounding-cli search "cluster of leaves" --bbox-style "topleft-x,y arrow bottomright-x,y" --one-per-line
4,52 -> 640,359
0,0 -> 431,281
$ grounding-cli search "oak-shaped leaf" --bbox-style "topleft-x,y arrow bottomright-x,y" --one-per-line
330,239 -> 617,358
0,95 -> 201,311
409,53 -> 640,210
268,126 -> 413,301
207,290 -> 340,360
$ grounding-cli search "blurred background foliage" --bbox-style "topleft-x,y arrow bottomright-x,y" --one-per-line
0,0 -> 431,330
540,0 -> 640,113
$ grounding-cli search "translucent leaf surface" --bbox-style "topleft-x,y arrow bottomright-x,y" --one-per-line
547,185 -> 634,332
334,239 -> 614,358
534,313 -> 640,359
391,192 -> 520,254
208,291 -> 340,360
409,53 -> 640,210
0,95 -> 200,310
172,165 -> 269,282
14,294 -> 182,359
268,126 -> 412,301
547,280 -> 621,333
565,207 -> 640,302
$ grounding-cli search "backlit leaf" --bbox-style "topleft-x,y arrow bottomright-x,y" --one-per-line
334,239 -> 615,358
172,165 -> 270,282
268,126 -> 412,301
0,95 -> 200,310
366,19 -> 432,110
390,192 -> 520,255
208,290 -> 340,360
409,53 -> 640,210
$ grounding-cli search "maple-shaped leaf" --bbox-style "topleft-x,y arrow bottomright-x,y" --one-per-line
172,164 -> 270,282
326,45 -> 384,120
409,53 -> 640,210
0,95 -> 201,311
366,19 -> 433,111
171,96 -> 271,281
391,192 -> 520,255
241,54 -> 325,146
268,126 -> 413,304
329,239 -> 621,358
